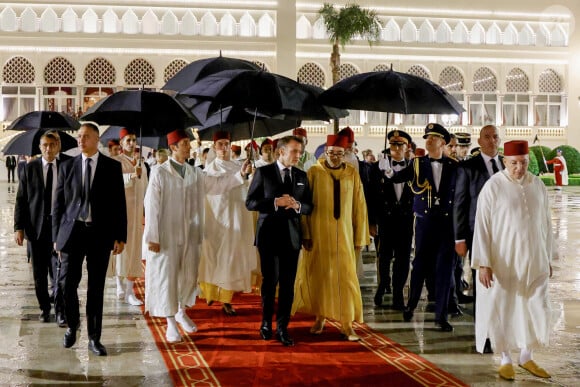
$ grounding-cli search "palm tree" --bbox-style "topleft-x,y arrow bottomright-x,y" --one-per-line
318,3 -> 381,132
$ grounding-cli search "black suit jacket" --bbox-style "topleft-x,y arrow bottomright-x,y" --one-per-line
6,155 -> 16,169
53,152 -> 127,251
246,162 -> 313,251
14,158 -> 66,241
368,157 -> 414,224
453,154 -> 504,243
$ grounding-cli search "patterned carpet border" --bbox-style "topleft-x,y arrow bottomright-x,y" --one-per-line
136,279 -> 467,387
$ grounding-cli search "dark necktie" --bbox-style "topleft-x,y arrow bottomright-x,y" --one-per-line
392,160 -> 405,167
283,168 -> 292,194
44,163 -> 53,216
430,158 -> 443,163
490,158 -> 499,174
332,177 -> 340,220
80,158 -> 92,220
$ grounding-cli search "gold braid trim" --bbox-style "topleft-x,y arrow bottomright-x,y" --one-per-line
408,157 -> 432,208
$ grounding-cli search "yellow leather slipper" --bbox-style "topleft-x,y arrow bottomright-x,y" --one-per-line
498,364 -> 515,381
519,360 -> 551,378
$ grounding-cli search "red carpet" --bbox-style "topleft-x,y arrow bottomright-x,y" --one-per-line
135,280 -> 467,386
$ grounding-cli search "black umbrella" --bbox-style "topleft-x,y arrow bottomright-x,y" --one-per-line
99,126 -> 173,149
6,110 -> 80,131
320,70 -> 464,115
178,69 -> 310,118
2,128 -> 77,156
162,55 -> 261,93
81,90 -> 199,136
274,84 -> 349,122
195,104 -> 299,141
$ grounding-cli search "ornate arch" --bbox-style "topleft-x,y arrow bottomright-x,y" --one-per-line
44,57 -> 76,84
124,58 -> 155,85
297,62 -> 325,88
84,57 -> 116,84
3,56 -> 35,83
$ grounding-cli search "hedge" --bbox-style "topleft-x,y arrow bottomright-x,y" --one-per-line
529,146 -> 551,174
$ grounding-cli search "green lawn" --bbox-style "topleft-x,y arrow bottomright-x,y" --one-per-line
539,174 -> 580,186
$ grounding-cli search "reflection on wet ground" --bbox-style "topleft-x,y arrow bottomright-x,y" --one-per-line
0,180 -> 578,386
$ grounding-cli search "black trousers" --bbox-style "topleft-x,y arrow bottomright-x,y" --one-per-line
59,222 -> 111,341
7,167 -> 15,182
407,214 -> 455,322
258,246 -> 300,331
376,213 -> 413,306
29,219 -> 61,314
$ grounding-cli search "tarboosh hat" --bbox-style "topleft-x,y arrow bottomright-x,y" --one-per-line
503,140 -> 529,156
212,130 -> 230,142
167,129 -> 189,146
337,127 -> 355,143
293,127 -> 308,137
326,134 -> 349,149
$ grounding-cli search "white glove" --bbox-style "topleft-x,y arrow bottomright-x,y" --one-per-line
378,158 -> 390,171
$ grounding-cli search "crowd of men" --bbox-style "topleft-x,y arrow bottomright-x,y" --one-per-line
12,121 -> 555,381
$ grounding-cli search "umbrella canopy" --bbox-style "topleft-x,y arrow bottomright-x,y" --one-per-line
2,128 -> 77,156
178,69 -> 310,118
99,126 -> 175,149
6,110 -> 80,131
268,83 -> 349,122
162,55 -> 261,93
81,90 -> 199,136
319,70 -> 464,115
195,103 -> 299,141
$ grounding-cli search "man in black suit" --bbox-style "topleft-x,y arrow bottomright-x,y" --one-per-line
454,124 -> 502,352
14,131 -> 68,325
369,130 -> 414,310
380,124 -> 458,332
6,155 -> 17,182
53,123 -> 127,356
246,135 -> 313,346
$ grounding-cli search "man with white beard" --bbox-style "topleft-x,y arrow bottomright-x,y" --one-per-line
472,140 -> 555,381
198,131 -> 256,316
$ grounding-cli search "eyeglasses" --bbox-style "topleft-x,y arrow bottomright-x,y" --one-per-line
326,151 -> 345,157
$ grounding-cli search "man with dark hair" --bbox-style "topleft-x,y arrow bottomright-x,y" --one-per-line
6,154 -> 17,182
53,123 -> 127,356
14,131 -> 68,326
246,135 -> 313,346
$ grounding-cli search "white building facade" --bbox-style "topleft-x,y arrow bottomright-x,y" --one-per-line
0,0 -> 578,152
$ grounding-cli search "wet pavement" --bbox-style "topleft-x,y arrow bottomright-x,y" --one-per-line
0,176 -> 579,386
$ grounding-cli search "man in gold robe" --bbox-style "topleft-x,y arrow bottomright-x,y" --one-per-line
292,134 -> 370,341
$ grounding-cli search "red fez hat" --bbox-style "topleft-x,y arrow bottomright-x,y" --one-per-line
231,144 -> 241,152
326,134 -> 349,149
213,130 -> 230,142
119,127 -> 134,139
245,140 -> 258,150
415,148 -> 426,157
107,139 -> 119,148
261,138 -> 273,147
272,139 -> 279,149
503,140 -> 529,156
337,127 -> 355,143
167,129 -> 189,146
293,127 -> 307,137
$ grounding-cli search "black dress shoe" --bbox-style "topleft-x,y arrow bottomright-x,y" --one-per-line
435,320 -> 454,332
259,321 -> 272,340
403,308 -> 414,322
448,304 -> 464,317
88,339 -> 107,356
483,338 -> 493,354
39,311 -> 50,323
56,313 -> 67,328
373,289 -> 383,306
63,327 -> 77,348
457,294 -> 474,304
276,330 -> 294,347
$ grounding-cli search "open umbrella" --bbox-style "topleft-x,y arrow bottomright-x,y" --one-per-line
6,110 -> 80,132
178,69 -> 310,119
2,128 -> 77,156
81,90 -> 198,135
320,70 -> 465,152
99,126 -> 174,149
162,54 -> 261,93
319,70 -> 464,115
195,104 -> 299,141
278,83 -> 349,122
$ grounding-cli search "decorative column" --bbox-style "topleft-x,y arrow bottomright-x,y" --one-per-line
276,0 -> 296,78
